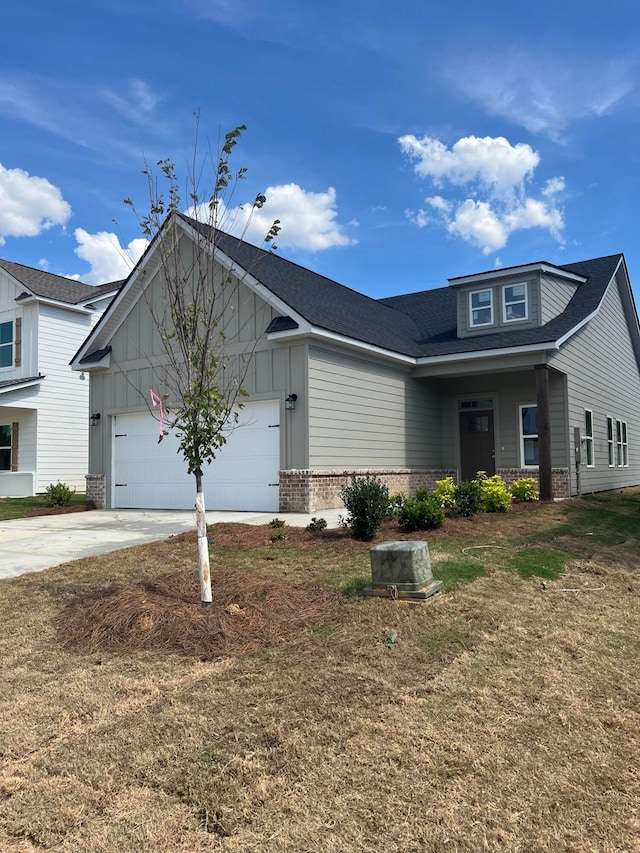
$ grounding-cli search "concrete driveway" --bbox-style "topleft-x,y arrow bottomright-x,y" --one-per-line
0,507 -> 344,579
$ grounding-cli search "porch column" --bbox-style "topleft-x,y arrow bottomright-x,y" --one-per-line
535,364 -> 552,501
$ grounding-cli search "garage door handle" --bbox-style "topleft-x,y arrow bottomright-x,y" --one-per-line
115,483 -> 127,487
269,483 -> 279,486
268,424 -> 280,428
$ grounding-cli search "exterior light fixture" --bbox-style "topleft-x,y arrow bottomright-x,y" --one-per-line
285,393 -> 298,411
79,371 -> 86,381
89,413 -> 101,426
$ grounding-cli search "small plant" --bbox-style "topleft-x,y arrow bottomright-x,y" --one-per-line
453,480 -> 483,517
339,474 -> 390,541
433,476 -> 457,509
387,493 -> 406,518
270,529 -> 287,542
376,630 -> 398,650
44,482 -> 74,507
307,516 -> 327,532
480,474 -> 512,513
511,477 -> 539,502
414,486 -> 431,502
398,496 -> 445,531
268,518 -> 286,529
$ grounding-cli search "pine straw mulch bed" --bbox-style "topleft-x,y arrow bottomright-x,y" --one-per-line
56,568 -> 343,660
25,503 -> 93,517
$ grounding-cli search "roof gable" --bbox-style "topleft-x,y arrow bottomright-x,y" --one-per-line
0,259 -> 121,306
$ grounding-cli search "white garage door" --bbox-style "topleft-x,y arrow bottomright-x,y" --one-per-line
112,400 -> 280,511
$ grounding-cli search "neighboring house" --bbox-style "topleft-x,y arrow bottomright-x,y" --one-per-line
71,212 -> 640,512
0,260 -> 120,497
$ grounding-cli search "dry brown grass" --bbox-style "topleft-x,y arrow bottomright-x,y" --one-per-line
1,496 -> 640,851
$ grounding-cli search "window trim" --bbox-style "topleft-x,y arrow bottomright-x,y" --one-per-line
519,403 -> 539,469
502,282 -> 529,324
607,416 -> 629,468
607,416 -> 615,467
584,409 -> 594,468
0,320 -> 13,370
0,423 -> 11,471
469,288 -> 494,328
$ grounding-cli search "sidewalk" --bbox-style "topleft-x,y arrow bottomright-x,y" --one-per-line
0,507 -> 345,579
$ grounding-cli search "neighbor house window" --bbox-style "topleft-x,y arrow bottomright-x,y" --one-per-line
0,321 -> 13,368
622,421 -> 629,467
503,283 -> 528,323
520,404 -> 538,467
0,424 -> 10,470
469,289 -> 493,327
607,417 -> 615,467
584,409 -> 594,467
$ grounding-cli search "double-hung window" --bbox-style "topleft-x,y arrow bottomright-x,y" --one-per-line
0,321 -> 13,368
0,424 -> 11,470
503,283 -> 528,323
607,417 -> 629,467
469,289 -> 493,328
584,410 -> 594,467
520,405 -> 538,467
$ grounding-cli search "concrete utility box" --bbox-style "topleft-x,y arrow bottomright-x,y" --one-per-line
363,541 -> 443,601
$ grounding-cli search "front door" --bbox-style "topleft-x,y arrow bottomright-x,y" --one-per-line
459,409 -> 495,481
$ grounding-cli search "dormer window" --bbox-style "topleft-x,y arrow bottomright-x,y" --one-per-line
0,321 -> 13,368
503,283 -> 528,323
469,289 -> 493,327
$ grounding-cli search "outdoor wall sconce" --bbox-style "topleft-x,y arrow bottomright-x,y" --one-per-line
89,413 -> 101,426
285,393 -> 298,411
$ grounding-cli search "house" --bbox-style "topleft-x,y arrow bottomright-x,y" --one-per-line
0,260 -> 120,496
71,212 -> 640,512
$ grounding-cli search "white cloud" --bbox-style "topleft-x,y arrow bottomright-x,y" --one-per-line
443,52 -> 636,141
188,183 -> 355,251
400,133 -> 565,254
73,228 -> 148,284
399,134 -> 539,195
0,163 -> 71,245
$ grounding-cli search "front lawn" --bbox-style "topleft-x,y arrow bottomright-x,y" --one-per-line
0,492 -> 639,851
0,493 -> 88,521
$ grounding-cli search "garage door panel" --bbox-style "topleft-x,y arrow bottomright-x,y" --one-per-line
113,401 -> 280,511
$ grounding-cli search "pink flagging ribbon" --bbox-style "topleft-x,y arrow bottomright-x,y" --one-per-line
149,389 -> 164,435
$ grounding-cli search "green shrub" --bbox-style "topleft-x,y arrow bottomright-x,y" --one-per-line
270,529 -> 287,542
268,518 -> 286,529
433,476 -> 457,509
480,474 -> 512,513
414,486 -> 431,502
307,516 -> 327,532
398,496 -> 445,531
453,480 -> 482,517
387,493 -> 406,518
339,474 -> 390,541
511,478 -> 539,502
44,482 -> 75,507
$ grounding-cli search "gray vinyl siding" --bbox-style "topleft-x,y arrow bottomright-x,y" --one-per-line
456,275 -> 539,338
439,370 -> 568,473
89,262 -> 308,502
308,345 -> 442,469
539,273 -> 579,324
550,271 -> 640,493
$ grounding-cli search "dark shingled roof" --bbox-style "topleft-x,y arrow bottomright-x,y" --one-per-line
0,259 -> 122,305
0,375 -> 42,392
180,215 -> 622,359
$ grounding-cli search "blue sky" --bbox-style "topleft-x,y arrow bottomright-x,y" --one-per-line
1,0 -> 639,299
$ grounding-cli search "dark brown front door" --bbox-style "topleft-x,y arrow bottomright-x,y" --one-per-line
459,410 -> 495,481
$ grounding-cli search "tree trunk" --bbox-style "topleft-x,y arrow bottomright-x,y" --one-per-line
195,472 -> 212,606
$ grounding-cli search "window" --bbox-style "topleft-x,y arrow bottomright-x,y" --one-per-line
469,289 -> 493,327
0,321 -> 13,369
0,424 -> 10,470
503,283 -> 528,323
584,409 -> 594,467
520,404 -> 538,467
607,417 -> 615,467
607,417 -> 628,468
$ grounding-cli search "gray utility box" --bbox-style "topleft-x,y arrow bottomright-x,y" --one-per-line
363,540 -> 443,601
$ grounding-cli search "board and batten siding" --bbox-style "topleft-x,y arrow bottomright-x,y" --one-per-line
88,265 -> 308,503
35,303 -> 96,491
549,270 -> 640,493
539,273 -> 579,325
438,370 -> 568,472
307,345 -> 442,469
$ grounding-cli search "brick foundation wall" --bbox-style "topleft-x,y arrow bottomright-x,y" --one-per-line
85,474 -> 106,509
496,468 -> 570,499
279,469 -> 457,513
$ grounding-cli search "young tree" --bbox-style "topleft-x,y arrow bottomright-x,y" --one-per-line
125,123 -> 280,606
